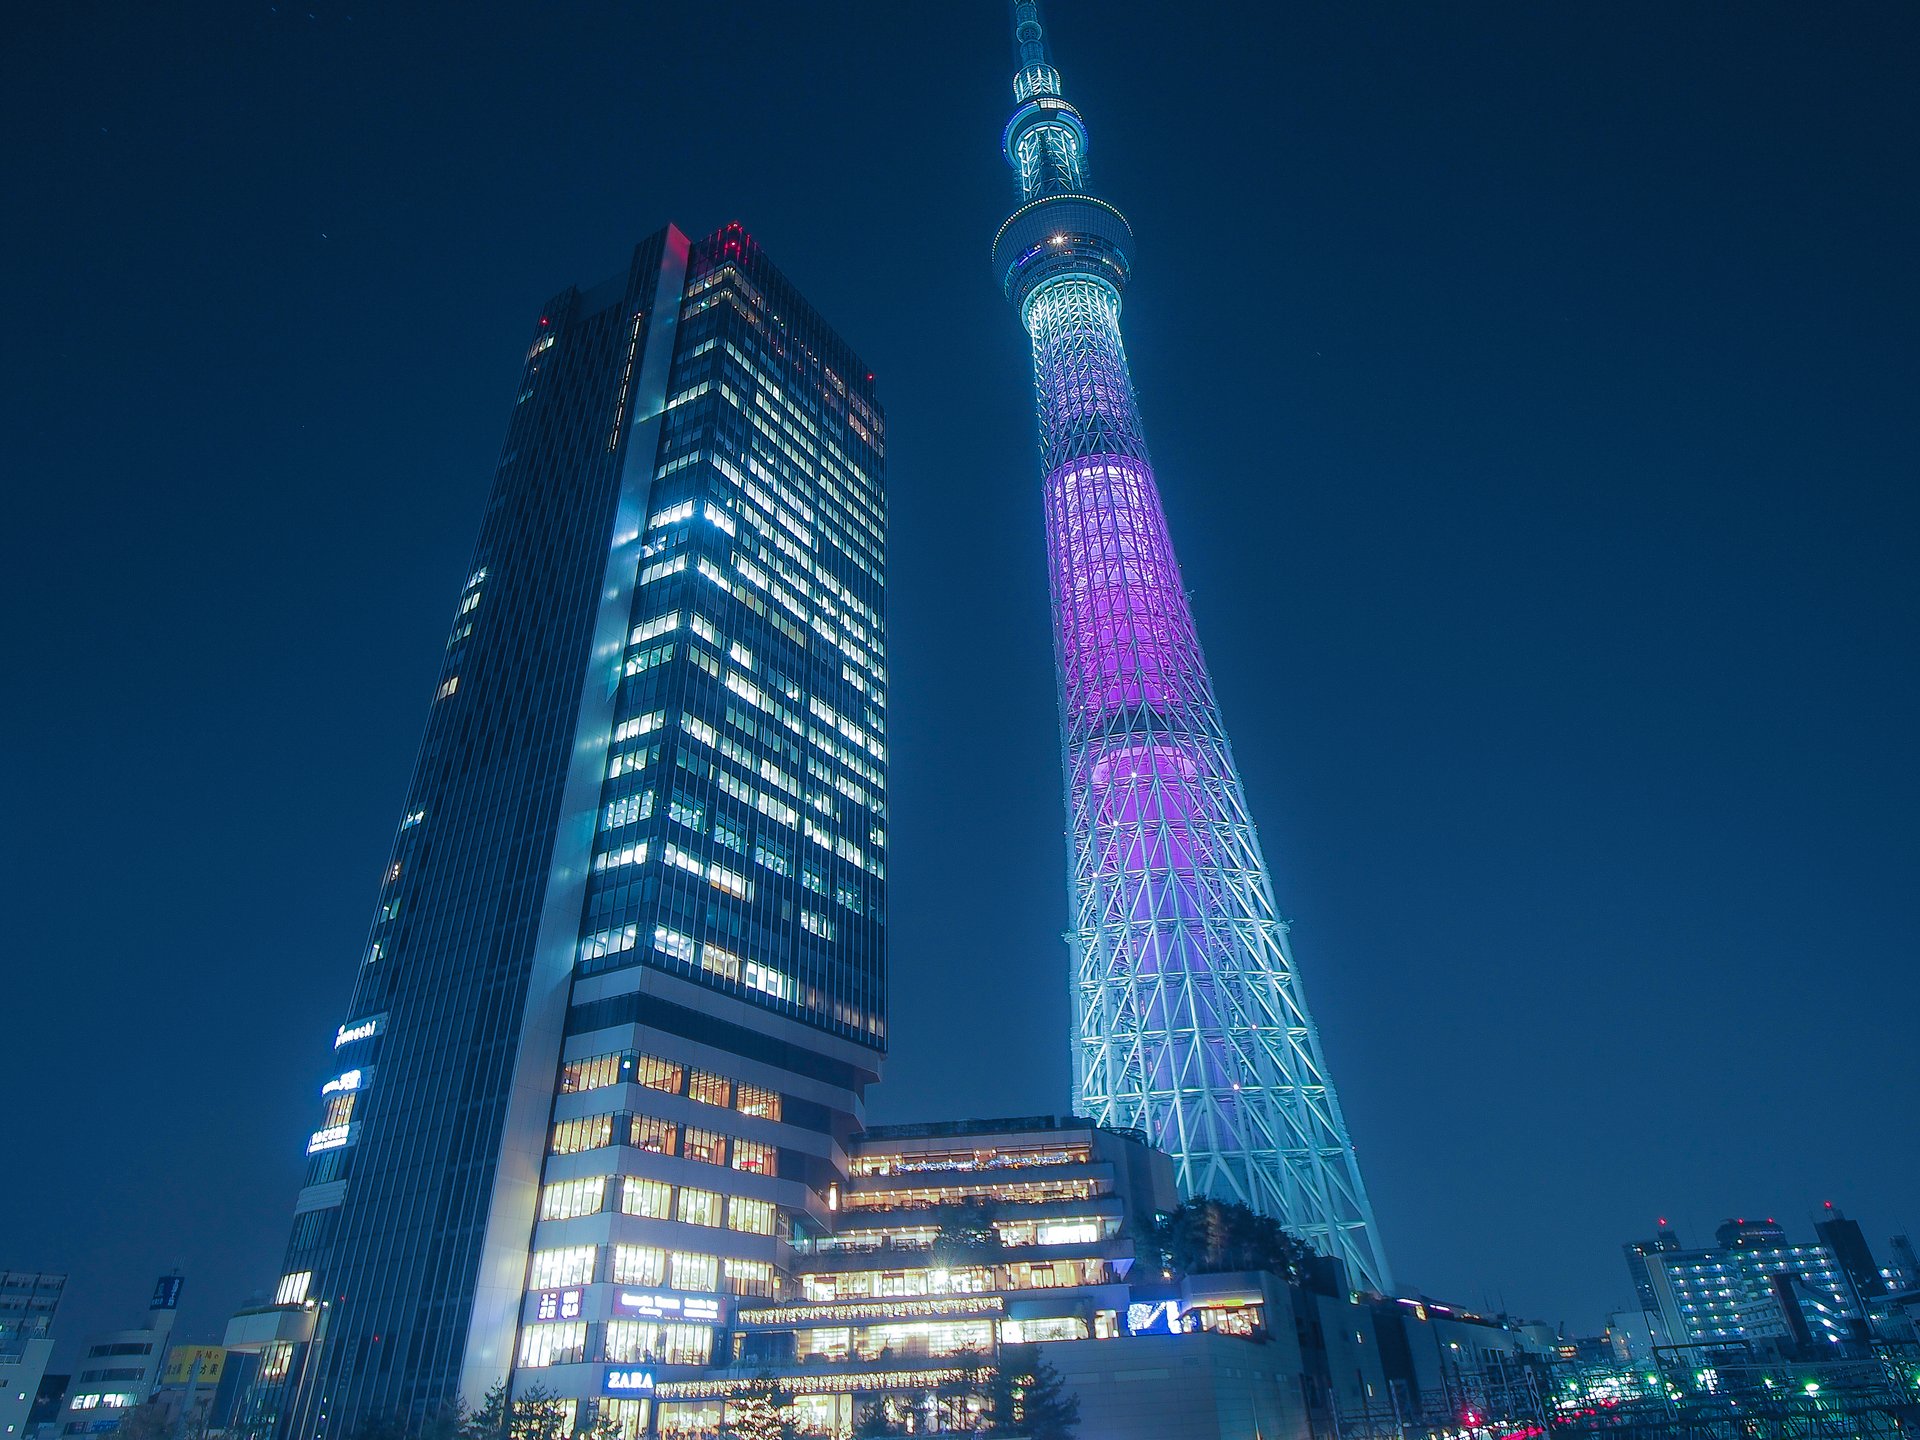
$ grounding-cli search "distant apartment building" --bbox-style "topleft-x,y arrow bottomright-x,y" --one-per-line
1635,1219 -> 1863,1352
1,1274 -> 65,1440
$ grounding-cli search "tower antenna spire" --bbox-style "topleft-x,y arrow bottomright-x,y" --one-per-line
1011,0 -> 1052,69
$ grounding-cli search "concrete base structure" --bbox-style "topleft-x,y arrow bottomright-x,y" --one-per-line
1046,1332 -> 1312,1439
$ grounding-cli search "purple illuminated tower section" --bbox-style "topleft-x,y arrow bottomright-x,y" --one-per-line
990,1 -> 1392,1290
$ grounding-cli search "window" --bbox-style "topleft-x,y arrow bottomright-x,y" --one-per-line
594,841 -> 648,873
259,1342 -> 293,1384
733,1139 -> 776,1175
274,1270 -> 312,1306
631,1115 -> 678,1154
603,1320 -> 658,1364
518,1322 -> 586,1368
529,1246 -> 596,1289
621,1177 -> 673,1220
669,1252 -> 719,1292
598,1398 -> 650,1440
654,926 -> 695,964
736,1084 -> 781,1122
321,1091 -> 356,1129
667,790 -> 706,833
541,1176 -> 608,1221
560,1052 -> 624,1093
723,1259 -> 776,1298
581,923 -> 639,963
631,613 -> 679,646
656,1324 -> 712,1367
603,791 -> 654,832
687,1070 -> 732,1108
754,840 -> 791,877
436,676 -> 459,700
634,1054 -> 684,1094
683,1126 -> 726,1166
699,943 -> 741,982
551,1114 -> 615,1155
728,1197 -> 777,1236
614,710 -> 667,744
713,816 -> 746,854
677,1187 -> 722,1227
612,1245 -> 666,1286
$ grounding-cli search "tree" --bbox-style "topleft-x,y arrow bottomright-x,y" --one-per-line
932,1199 -> 1001,1271
510,1384 -> 570,1440
984,1345 -> 1078,1440
114,1405 -> 173,1440
581,1404 -> 632,1440
1139,1197 -> 1315,1283
850,1401 -> 906,1437
419,1400 -> 469,1440
461,1382 -> 510,1440
720,1376 -> 794,1440
455,1381 -> 571,1440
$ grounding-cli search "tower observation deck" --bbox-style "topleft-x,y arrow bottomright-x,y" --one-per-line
991,0 -> 1393,1292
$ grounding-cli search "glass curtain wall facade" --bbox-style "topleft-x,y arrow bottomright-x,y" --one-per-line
989,1 -> 1393,1291
248,223 -> 886,1440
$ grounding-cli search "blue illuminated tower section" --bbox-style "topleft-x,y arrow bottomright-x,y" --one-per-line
991,1 -> 1392,1290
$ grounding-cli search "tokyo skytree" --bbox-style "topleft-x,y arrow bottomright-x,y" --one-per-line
990,1 -> 1393,1291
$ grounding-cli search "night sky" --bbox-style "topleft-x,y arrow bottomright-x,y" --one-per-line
8,0 -> 1918,1365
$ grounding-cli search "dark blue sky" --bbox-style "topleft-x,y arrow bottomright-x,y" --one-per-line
6,0 -> 1917,1361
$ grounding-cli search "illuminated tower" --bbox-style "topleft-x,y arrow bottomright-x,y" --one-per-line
991,2 -> 1392,1290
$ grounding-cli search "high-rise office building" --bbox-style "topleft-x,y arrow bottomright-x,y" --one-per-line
988,0 -> 1393,1289
246,223 -> 887,1439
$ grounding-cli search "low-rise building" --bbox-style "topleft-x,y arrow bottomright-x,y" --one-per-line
609,1117 -> 1556,1438
54,1277 -> 183,1437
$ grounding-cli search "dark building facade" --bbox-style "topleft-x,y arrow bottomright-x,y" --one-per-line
241,223 -> 887,1439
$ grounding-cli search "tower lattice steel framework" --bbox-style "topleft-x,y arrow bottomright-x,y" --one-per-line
990,0 -> 1393,1291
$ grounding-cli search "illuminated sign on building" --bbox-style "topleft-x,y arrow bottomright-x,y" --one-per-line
160,1347 -> 227,1387
322,1069 -> 363,1096
603,1369 -> 655,1395
613,1290 -> 720,1323
150,1275 -> 185,1311
334,1016 -> 385,1049
534,1289 -> 583,1322
306,1124 -> 352,1154
1125,1299 -> 1181,1336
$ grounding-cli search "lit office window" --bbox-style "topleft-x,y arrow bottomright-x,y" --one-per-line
621,1178 -> 673,1220
528,1245 -> 596,1289
518,1322 -> 586,1368
676,1187 -> 723,1228
727,1197 -> 777,1236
